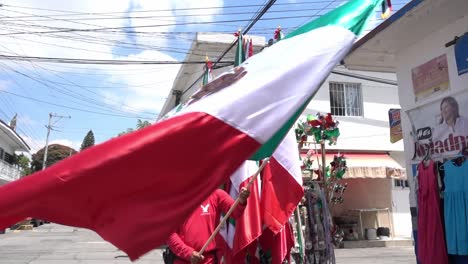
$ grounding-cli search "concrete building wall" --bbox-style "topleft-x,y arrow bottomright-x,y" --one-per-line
396,14 -> 468,171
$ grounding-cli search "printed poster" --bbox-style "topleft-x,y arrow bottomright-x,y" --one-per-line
411,54 -> 450,102
388,108 -> 402,143
408,91 -> 468,160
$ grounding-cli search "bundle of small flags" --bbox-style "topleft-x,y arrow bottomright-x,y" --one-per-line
295,113 -> 340,146
274,26 -> 284,42
328,154 -> 347,179
202,55 -> 213,86
381,0 -> 392,19
234,30 -> 254,66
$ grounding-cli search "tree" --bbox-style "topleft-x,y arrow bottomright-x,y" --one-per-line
31,144 -> 78,172
80,130 -> 95,151
117,128 -> 134,137
118,119 -> 151,136
13,153 -> 32,176
136,119 -> 151,130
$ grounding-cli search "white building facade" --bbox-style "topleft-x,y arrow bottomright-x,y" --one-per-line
0,119 -> 30,185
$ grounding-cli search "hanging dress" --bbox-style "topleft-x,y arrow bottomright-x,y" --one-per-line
417,160 -> 448,264
444,159 -> 468,256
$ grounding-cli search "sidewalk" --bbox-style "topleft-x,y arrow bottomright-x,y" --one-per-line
336,247 -> 416,264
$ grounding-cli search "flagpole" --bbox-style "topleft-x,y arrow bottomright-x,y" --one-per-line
199,157 -> 270,255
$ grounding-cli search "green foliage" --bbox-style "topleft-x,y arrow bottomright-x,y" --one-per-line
14,153 -> 32,176
80,130 -> 95,151
117,128 -> 134,137
117,119 -> 151,136
136,119 -> 151,130
31,144 -> 78,172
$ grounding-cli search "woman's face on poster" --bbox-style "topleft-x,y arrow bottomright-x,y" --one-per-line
441,101 -> 457,121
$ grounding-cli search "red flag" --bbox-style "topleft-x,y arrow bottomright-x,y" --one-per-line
220,161 -> 262,262
261,131 -> 303,233
233,174 -> 262,256
259,222 -> 295,264
248,38 -> 254,58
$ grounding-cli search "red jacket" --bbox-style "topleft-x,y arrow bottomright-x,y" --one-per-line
167,189 -> 246,263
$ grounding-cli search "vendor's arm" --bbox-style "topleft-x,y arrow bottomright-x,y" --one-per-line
216,187 -> 250,219
167,232 -> 195,261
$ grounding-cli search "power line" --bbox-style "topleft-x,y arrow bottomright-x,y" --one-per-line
0,89 -> 154,120
0,7 -> 342,21
0,57 -> 155,118
0,1 -> 366,16
0,14 -> 332,36
0,19 -> 198,58
0,54 -> 234,65
331,70 -> 397,86
181,0 -> 277,96
0,58 -> 158,118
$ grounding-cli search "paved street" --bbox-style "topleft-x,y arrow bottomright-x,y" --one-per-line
0,224 -> 416,264
335,247 -> 416,264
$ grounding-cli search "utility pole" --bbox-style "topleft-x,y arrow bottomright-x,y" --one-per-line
42,113 -> 71,170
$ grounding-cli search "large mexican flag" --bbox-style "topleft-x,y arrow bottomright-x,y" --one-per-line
0,0 -> 384,261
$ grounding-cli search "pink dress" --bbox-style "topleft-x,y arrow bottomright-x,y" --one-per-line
417,160 -> 448,264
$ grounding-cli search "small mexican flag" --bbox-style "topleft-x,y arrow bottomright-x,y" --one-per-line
202,55 -> 213,86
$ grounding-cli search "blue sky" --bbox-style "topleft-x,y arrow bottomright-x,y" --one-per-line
0,0 -> 409,153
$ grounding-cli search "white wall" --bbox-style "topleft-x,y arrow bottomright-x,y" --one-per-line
303,67 -> 404,152
396,14 -> 468,176
0,136 -> 14,157
391,187 -> 412,237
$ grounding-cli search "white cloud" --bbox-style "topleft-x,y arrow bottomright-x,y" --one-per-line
106,50 -> 181,113
0,0 -> 130,59
17,114 -> 37,126
21,134 -> 81,154
0,0 -> 223,116
50,138 -> 81,151
171,0 -> 224,23
0,80 -> 11,91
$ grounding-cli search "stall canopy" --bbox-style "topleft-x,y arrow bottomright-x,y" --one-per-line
301,153 -> 405,179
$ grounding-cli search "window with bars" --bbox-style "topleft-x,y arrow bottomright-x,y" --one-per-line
329,82 -> 363,116
4,152 -> 14,164
393,179 -> 409,189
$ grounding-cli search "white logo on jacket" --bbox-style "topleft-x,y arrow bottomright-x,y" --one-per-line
200,204 -> 210,215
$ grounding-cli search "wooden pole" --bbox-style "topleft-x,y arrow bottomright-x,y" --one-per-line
199,157 -> 270,255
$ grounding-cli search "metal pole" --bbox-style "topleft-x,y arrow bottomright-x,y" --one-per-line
42,113 -> 71,170
42,113 -> 52,170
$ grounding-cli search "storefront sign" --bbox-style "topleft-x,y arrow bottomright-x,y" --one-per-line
408,91 -> 468,160
455,33 -> 468,76
388,109 -> 402,143
411,54 -> 450,102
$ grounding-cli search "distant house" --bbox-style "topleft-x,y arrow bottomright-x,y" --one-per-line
0,119 -> 31,185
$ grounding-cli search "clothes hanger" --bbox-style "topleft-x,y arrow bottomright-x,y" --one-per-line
422,145 -> 431,168
462,146 -> 468,157
450,147 -> 467,167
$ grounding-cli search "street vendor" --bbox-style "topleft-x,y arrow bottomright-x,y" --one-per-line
166,188 -> 250,264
